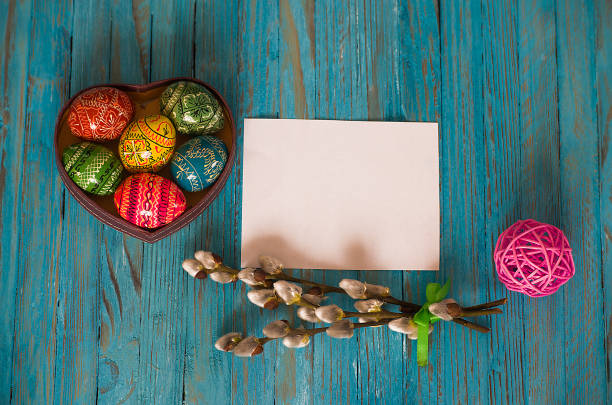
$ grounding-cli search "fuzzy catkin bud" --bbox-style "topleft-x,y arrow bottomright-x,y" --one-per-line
182,259 -> 205,278
259,255 -> 283,274
315,305 -> 345,323
194,251 -> 221,270
263,320 -> 291,338
428,298 -> 457,321
302,294 -> 324,306
297,307 -> 319,323
388,317 -> 418,339
326,320 -> 354,338
247,289 -> 279,309
214,332 -> 242,352
339,279 -> 367,299
364,283 -> 390,297
282,332 -> 310,348
388,317 -> 432,340
273,280 -> 302,305
233,336 -> 263,357
209,271 -> 237,284
354,299 -> 384,313
238,268 -> 265,286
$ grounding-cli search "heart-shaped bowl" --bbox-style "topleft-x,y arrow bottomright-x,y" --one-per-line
54,77 -> 236,243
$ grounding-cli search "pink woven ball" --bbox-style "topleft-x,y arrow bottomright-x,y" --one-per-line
494,219 -> 575,297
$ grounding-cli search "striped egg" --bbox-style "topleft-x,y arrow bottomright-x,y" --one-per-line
62,142 -> 123,196
113,173 -> 186,229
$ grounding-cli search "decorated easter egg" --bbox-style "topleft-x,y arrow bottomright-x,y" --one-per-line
170,135 -> 228,192
114,173 -> 186,229
160,81 -> 224,136
118,115 -> 176,172
68,87 -> 134,141
62,142 -> 124,195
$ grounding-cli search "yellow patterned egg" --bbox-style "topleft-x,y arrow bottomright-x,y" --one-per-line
118,114 -> 176,172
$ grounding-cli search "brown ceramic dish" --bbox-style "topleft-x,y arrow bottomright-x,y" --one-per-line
54,78 -> 236,243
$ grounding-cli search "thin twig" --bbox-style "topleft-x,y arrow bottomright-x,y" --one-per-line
273,272 -> 345,293
344,311 -> 405,320
451,318 -> 490,333
463,298 -> 508,311
460,308 -> 503,317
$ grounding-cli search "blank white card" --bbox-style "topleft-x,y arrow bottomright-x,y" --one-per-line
241,119 -> 439,270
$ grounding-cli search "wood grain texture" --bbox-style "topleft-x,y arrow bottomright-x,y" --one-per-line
0,0 -> 32,402
556,1 -> 606,403
96,1 -> 149,403
596,1 -> 612,403
0,0 -> 609,404
14,1 -> 73,403
516,1 -> 565,403
278,2 -> 316,404
56,1 -> 107,403
481,2 -> 521,404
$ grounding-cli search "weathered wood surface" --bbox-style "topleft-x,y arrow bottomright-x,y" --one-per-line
0,0 -> 609,403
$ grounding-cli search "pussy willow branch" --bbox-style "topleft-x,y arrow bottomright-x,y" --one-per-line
258,320 -> 390,345
217,265 -> 503,333
272,272 -> 344,294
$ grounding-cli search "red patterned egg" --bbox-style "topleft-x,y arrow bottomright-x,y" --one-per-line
114,173 -> 186,229
68,87 -> 134,141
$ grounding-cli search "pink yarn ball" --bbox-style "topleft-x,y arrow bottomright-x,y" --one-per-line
494,219 -> 575,297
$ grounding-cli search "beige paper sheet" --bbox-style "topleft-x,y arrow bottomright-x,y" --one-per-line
241,119 -> 439,270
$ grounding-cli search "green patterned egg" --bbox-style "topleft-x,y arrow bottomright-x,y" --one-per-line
160,81 -> 224,136
62,142 -> 124,196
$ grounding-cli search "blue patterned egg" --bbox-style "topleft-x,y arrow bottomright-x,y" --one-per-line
170,135 -> 228,192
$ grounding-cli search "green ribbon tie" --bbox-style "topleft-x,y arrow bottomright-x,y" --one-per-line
414,279 -> 451,367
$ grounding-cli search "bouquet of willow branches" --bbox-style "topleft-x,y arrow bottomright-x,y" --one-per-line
183,252 -> 506,366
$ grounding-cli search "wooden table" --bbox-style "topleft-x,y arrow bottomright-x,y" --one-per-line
1,0 -> 610,403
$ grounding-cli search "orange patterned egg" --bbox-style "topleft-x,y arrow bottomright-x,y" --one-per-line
68,87 -> 134,142
118,115 -> 176,172
114,173 -> 186,229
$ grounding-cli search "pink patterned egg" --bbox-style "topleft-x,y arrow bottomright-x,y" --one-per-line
114,173 -> 186,229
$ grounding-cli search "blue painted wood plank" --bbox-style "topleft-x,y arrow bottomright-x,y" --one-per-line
183,0 -> 245,404
515,1 -> 568,404
358,1 -> 415,404
0,1 -> 32,402
596,1 -> 612,403
481,2 -> 524,404
310,1 -> 370,403
96,235 -> 143,405
395,1 -> 443,401
229,1 -> 280,404
556,0 -> 607,402
435,0 -> 493,403
109,0 -> 151,85
95,2 -> 150,403
135,2 -> 196,403
276,1 -> 316,404
396,0 -> 443,401
8,0 -> 72,402
55,1 -> 112,403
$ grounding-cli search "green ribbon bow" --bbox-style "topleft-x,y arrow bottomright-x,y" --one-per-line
413,279 -> 451,367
